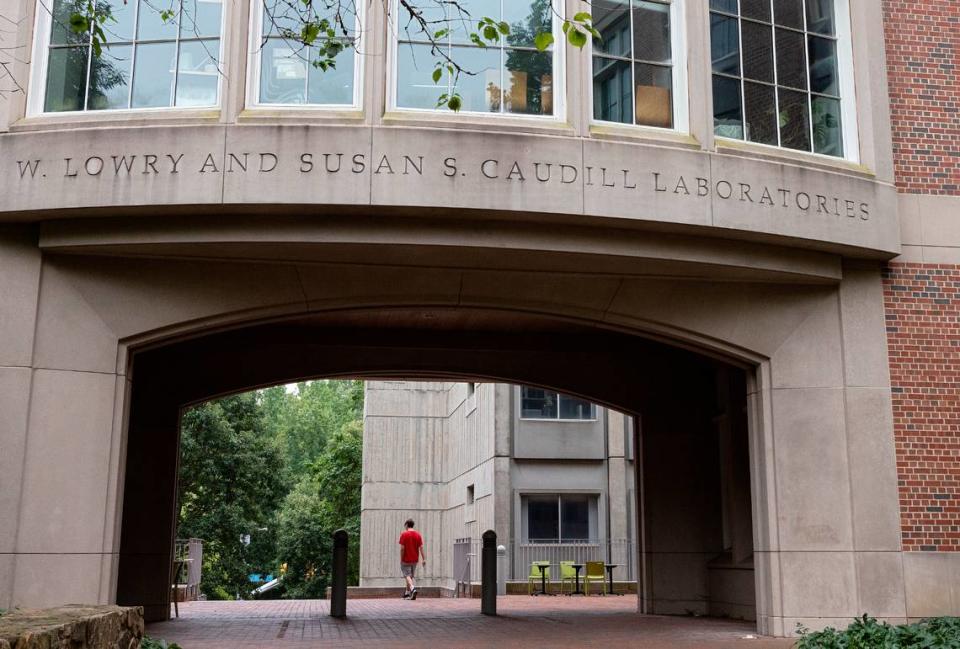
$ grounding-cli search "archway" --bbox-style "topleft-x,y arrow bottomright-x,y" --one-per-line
116,306 -> 759,627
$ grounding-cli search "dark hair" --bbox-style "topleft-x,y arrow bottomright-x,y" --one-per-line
405,519 -> 415,529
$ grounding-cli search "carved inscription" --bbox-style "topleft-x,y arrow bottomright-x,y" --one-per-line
13,150 -> 871,221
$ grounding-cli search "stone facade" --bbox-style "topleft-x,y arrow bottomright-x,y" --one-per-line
0,605 -> 144,649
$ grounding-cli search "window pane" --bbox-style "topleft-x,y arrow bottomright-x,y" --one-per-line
87,44 -> 131,109
181,0 -> 222,38
773,0 -> 803,29
44,46 -> 89,111
449,0 -> 500,45
740,0 -> 770,22
505,49 -> 552,115
261,0 -> 301,34
131,41 -> 175,107
395,42 -> 443,109
710,0 -> 738,13
712,74 -> 743,138
99,0 -> 136,42
710,13 -> 740,75
808,36 -> 838,95
634,62 -> 672,128
259,38 -> 307,104
50,0 -> 88,44
137,0 -> 177,40
449,45 -> 500,112
741,20 -> 773,82
633,1 -> 671,64
504,0 -> 551,49
593,56 -> 632,124
175,39 -> 219,106
812,95 -> 843,156
593,0 -> 630,57
779,88 -> 811,150
521,387 -> 558,419
527,496 -> 559,542
308,43 -> 355,104
743,81 -> 777,145
560,496 -> 590,542
806,0 -> 835,35
775,28 -> 806,90
558,394 -> 596,420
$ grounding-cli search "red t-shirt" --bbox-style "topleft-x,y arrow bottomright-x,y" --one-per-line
398,529 -> 423,564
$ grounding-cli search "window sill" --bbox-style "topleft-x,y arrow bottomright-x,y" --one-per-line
713,137 -> 876,179
589,123 -> 701,150
382,110 -> 576,137
11,109 -> 222,132
237,107 -> 366,124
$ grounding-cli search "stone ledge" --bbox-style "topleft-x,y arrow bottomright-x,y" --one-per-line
0,605 -> 144,649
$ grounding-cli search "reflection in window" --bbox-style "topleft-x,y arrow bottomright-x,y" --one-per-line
257,0 -> 357,105
394,0 -> 555,115
520,386 -> 596,420
592,0 -> 674,128
42,0 -> 222,112
709,0 -> 844,157
523,494 -> 597,543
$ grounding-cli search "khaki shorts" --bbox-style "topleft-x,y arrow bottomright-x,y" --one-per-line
400,562 -> 417,578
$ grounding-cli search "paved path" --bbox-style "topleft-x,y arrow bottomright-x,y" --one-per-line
147,597 -> 795,648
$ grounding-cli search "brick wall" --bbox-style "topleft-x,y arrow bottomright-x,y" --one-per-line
883,0 -> 960,194
882,264 -> 960,551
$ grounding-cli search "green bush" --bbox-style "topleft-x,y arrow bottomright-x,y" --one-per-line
796,615 -> 960,648
141,637 -> 183,649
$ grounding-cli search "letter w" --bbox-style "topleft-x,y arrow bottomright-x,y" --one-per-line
112,155 -> 137,174
17,160 -> 41,178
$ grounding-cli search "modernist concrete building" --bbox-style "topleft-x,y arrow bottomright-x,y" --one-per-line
0,0 -> 958,637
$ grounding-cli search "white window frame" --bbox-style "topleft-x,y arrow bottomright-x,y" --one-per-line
709,0 -> 859,163
387,0 -> 566,121
588,0 -> 689,134
246,0 -> 364,110
27,0 -> 226,116
518,386 -> 598,422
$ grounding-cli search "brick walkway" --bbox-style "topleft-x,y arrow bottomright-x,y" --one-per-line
146,597 -> 795,648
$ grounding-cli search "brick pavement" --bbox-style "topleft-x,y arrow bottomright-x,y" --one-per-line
146,597 -> 795,648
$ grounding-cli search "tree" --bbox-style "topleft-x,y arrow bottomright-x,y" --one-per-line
1,0 -> 599,110
177,393 -> 286,600
274,419 -> 363,598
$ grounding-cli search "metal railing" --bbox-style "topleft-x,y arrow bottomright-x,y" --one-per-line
452,538 -> 636,584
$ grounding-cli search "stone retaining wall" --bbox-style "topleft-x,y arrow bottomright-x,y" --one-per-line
0,605 -> 143,649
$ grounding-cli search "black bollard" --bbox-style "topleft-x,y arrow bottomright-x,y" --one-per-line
481,530 -> 497,616
330,529 -> 348,618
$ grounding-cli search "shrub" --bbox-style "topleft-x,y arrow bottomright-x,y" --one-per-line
796,615 -> 960,648
141,637 -> 183,649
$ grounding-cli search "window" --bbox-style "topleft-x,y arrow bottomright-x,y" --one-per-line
710,0 -> 850,158
522,494 -> 597,543
33,0 -> 223,113
466,484 -> 475,505
252,0 -> 360,106
591,0 -> 683,129
520,386 -> 596,420
393,0 -> 559,116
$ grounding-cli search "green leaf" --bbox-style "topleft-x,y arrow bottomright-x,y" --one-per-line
566,27 -> 587,48
447,94 -> 462,112
432,67 -> 442,83
573,11 -> 592,23
497,21 -> 509,35
469,33 -> 486,47
534,31 -> 554,51
68,12 -> 89,33
433,28 -> 449,39
301,22 -> 320,45
482,24 -> 498,41
561,21 -> 570,34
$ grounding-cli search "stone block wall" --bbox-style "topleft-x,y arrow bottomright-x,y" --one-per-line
0,605 -> 143,649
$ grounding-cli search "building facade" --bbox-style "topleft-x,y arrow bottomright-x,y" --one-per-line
0,0 -> 958,637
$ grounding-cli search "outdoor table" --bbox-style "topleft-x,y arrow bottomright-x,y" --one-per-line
569,563 -> 585,595
533,562 -> 554,596
604,563 -> 622,596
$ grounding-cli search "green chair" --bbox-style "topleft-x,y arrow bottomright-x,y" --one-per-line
528,560 -> 551,595
559,560 -> 577,594
583,560 -> 607,595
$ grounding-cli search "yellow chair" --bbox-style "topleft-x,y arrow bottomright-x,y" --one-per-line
559,561 -> 577,594
527,560 -> 551,595
583,560 -> 607,595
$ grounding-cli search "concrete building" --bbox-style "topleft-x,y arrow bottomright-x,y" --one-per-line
0,0 -> 958,637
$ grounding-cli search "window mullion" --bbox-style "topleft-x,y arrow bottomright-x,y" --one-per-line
82,0 -> 97,110
735,6 -> 746,141
171,0 -> 182,106
803,0 -> 815,152
128,0 -> 141,108
628,0 -> 636,124
769,0 -> 781,147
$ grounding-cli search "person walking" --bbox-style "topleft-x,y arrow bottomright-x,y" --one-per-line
399,519 -> 426,599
